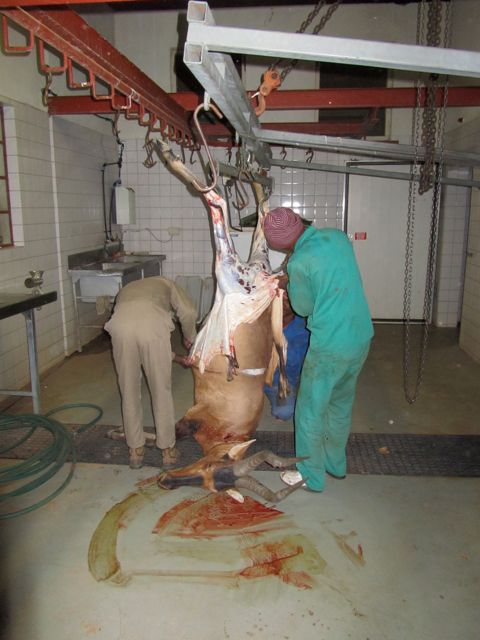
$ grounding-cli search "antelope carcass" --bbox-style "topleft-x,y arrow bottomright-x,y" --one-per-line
154,140 -> 296,502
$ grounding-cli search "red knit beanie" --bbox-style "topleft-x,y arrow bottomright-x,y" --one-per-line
263,207 -> 305,250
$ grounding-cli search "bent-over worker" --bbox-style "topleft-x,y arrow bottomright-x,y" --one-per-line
104,277 -> 197,470
263,207 -> 373,492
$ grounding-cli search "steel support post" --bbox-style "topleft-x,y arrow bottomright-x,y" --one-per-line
185,2 -> 271,168
24,309 -> 40,414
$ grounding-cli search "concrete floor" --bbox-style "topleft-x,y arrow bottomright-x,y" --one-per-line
1,324 -> 480,640
7,322 -> 480,435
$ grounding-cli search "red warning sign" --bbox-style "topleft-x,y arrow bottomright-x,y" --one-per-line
354,232 -> 367,240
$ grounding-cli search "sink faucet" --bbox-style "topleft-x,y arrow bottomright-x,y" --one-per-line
103,239 -> 123,259
25,270 -> 44,295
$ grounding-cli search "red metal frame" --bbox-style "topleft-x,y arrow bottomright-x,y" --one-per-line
170,87 -> 480,111
49,86 -> 480,116
4,4 -> 480,146
1,7 -> 192,143
47,96 -> 379,135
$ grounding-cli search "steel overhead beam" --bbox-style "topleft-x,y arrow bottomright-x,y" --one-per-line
186,8 -> 480,79
270,158 -> 480,189
1,7 -> 191,140
184,2 -> 271,168
254,129 -> 480,168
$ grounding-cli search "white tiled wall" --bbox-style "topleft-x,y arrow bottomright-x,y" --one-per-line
120,139 -> 214,278
120,142 -> 346,279
0,100 -> 117,398
268,147 -> 345,229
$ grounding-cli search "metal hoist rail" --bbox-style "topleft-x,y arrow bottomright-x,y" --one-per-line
1,7 -> 193,147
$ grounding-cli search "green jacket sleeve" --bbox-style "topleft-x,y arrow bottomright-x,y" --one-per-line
287,254 -> 316,318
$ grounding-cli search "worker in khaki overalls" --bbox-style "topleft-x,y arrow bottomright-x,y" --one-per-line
104,277 -> 197,469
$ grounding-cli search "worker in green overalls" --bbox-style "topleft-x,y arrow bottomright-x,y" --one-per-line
263,207 -> 373,491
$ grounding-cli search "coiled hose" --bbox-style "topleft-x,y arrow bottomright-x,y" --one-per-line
0,403 -> 103,520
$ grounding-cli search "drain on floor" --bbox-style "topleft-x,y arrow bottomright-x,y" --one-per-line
2,424 -> 479,477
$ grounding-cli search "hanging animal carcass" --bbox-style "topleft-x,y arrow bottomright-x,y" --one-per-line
153,140 -> 300,501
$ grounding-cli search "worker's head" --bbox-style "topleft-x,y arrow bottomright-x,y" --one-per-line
263,207 -> 305,251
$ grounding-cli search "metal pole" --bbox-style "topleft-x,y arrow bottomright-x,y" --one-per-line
23,309 -> 41,414
71,278 -> 82,353
270,158 -> 480,189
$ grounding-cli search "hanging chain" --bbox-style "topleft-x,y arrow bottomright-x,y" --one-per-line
403,0 -> 451,404
270,0 -> 342,84
418,0 -> 443,194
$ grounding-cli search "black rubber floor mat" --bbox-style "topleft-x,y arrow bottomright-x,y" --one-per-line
1,423 -> 480,477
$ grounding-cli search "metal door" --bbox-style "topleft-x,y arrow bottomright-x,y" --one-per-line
345,165 -> 433,320
460,170 -> 480,360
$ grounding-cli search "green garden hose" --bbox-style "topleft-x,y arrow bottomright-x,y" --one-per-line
0,403 -> 103,520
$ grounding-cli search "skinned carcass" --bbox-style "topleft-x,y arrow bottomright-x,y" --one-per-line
153,140 -> 296,502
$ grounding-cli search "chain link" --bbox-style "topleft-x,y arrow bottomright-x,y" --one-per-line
403,0 -> 451,404
270,0 -> 342,83
418,0 -> 443,194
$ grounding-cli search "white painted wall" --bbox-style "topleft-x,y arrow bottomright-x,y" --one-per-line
0,100 -> 117,400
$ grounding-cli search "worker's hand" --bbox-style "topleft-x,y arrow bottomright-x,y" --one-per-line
173,353 -> 192,368
182,337 -> 193,351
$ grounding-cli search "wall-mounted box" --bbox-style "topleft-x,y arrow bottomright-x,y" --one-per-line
113,185 -> 136,225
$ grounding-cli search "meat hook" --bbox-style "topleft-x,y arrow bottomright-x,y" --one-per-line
191,102 -> 224,193
231,176 -> 250,211
143,128 -> 157,169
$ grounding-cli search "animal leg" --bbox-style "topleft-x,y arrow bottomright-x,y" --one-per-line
233,450 -> 308,476
270,292 -> 289,399
234,476 -> 305,502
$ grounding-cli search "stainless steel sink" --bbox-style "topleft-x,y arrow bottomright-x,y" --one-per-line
110,255 -> 149,263
68,251 -> 166,300
67,248 -> 166,351
101,261 -> 135,271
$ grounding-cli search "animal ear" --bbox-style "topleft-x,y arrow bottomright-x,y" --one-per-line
228,439 -> 256,460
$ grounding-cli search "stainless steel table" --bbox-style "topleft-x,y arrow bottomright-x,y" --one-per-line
0,289 -> 57,413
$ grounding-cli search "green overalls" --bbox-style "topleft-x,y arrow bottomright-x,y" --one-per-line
287,226 -> 374,491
